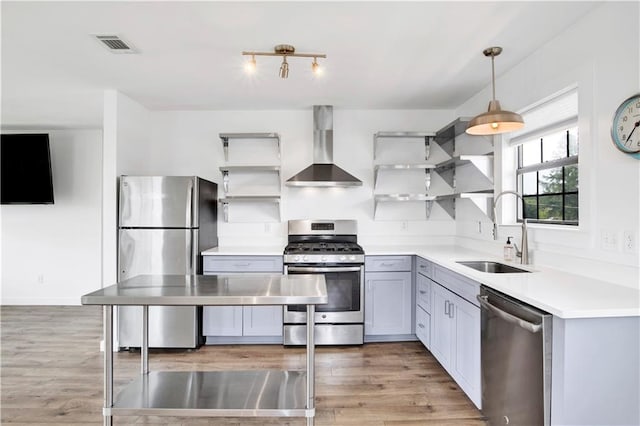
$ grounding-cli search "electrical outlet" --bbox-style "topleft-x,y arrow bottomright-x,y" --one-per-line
401,221 -> 408,230
623,230 -> 636,253
601,230 -> 619,251
264,223 -> 271,233
37,274 -> 44,284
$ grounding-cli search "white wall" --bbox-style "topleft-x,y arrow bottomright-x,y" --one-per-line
454,2 -> 640,288
1,129 -> 103,304
102,90 -> 153,290
126,108 -> 459,247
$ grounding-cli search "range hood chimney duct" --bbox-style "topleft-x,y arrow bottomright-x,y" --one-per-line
286,105 -> 362,187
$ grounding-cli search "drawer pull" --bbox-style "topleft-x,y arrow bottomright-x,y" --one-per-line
418,323 -> 425,329
233,263 -> 251,267
420,265 -> 427,269
419,290 -> 427,295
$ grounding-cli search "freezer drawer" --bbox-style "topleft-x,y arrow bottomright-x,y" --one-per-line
117,228 -> 201,349
118,229 -> 198,278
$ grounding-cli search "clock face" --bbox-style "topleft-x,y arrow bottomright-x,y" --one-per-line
611,94 -> 640,154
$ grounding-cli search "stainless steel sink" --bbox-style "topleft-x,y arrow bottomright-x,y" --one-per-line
456,261 -> 531,273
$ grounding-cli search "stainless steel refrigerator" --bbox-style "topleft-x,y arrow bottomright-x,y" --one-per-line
117,175 -> 218,349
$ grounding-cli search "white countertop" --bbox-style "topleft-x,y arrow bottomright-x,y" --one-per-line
365,244 -> 640,319
202,244 -> 640,319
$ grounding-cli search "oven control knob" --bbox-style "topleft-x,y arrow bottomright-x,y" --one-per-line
340,255 -> 346,261
302,255 -> 308,261
350,255 -> 356,261
321,256 -> 327,262
294,255 -> 300,261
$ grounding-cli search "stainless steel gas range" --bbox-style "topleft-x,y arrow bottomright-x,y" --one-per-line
283,219 -> 364,345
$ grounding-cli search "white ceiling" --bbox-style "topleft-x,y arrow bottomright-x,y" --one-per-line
1,1 -> 601,128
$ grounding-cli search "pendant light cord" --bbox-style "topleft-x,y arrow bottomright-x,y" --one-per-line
491,54 -> 496,101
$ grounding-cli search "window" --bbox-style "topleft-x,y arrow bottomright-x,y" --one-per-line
517,127 -> 578,224
509,87 -> 579,225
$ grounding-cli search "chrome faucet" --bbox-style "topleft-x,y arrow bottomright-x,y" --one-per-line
492,191 -> 529,264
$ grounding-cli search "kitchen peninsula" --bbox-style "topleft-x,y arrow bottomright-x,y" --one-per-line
81,273 -> 327,426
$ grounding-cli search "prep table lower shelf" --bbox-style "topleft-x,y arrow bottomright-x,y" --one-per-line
80,274 -> 327,426
108,370 -> 311,417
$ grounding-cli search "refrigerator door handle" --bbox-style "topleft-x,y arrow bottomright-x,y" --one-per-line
186,178 -> 194,226
188,229 -> 198,275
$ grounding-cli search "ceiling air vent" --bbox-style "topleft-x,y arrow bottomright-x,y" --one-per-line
94,35 -> 136,53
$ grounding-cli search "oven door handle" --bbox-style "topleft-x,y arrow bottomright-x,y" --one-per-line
287,266 -> 362,273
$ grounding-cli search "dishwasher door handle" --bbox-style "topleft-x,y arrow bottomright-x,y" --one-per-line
477,295 -> 542,333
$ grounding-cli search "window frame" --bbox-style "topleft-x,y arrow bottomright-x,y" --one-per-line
516,126 -> 579,226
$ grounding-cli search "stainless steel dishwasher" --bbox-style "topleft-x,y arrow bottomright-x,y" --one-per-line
477,286 -> 552,426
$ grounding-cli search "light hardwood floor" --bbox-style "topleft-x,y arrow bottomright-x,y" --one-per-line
1,306 -> 485,425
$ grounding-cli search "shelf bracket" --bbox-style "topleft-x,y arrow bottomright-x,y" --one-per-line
222,170 -> 229,194
221,200 -> 229,222
437,198 -> 456,219
221,136 -> 229,161
426,200 -> 434,219
436,165 -> 456,191
425,169 -> 431,192
425,136 -> 432,161
468,196 -> 494,219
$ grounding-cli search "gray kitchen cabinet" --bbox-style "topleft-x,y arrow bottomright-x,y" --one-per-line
364,256 -> 414,340
415,256 -> 433,349
430,269 -> 481,409
203,255 -> 284,343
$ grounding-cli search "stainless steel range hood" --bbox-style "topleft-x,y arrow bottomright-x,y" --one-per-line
286,106 -> 362,187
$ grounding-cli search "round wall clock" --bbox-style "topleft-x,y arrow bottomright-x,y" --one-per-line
611,93 -> 640,159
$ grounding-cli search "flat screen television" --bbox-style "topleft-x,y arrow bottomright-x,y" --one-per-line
1,133 -> 54,204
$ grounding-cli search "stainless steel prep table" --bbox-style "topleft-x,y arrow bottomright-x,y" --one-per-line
81,274 -> 327,426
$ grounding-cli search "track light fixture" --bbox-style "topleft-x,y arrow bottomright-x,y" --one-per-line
279,57 -> 289,79
466,47 -> 524,135
242,44 -> 326,79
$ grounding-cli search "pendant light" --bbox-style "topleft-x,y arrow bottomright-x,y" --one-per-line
466,47 -> 524,135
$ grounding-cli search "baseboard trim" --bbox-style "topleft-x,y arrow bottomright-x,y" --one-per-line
1,298 -> 82,306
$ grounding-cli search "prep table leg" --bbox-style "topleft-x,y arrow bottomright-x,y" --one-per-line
306,304 -> 315,426
141,305 -> 149,375
103,305 -> 113,426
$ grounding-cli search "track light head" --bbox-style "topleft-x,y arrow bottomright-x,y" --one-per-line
279,57 -> 289,79
245,55 -> 257,74
311,57 -> 322,76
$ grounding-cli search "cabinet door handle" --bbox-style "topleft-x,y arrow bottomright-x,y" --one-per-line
444,300 -> 450,316
420,265 -> 427,269
419,290 -> 427,295
449,303 -> 455,319
418,323 -> 425,329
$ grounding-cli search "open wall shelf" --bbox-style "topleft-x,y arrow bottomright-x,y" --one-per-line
219,133 -> 280,162
218,133 -> 282,222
